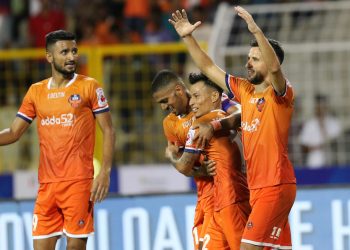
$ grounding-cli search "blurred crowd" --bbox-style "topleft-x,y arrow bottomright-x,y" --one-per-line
0,0 -> 336,49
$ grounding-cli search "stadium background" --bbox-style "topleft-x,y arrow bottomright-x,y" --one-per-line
0,0 -> 350,249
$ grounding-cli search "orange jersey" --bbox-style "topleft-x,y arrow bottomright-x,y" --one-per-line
163,112 -> 213,201
163,112 -> 195,148
225,74 -> 296,189
17,74 -> 109,183
185,110 -> 250,211
162,93 -> 236,147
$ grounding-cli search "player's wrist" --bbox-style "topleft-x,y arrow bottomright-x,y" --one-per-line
210,120 -> 222,131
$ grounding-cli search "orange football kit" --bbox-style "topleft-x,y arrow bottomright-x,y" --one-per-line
226,74 -> 297,249
185,110 -> 251,250
163,111 -> 214,249
162,95 -> 237,249
17,74 -> 110,239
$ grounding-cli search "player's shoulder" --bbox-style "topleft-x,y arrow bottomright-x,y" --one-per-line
31,78 -> 49,87
198,109 -> 226,122
75,74 -> 100,86
163,113 -> 177,124
210,109 -> 226,119
27,78 -> 50,94
228,74 -> 250,85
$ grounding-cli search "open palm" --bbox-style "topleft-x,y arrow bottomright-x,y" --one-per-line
169,9 -> 202,38
235,6 -> 260,34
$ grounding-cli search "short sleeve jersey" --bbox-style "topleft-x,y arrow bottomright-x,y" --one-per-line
225,74 -> 296,189
185,110 -> 250,211
163,111 -> 213,201
17,74 -> 109,183
162,95 -> 238,201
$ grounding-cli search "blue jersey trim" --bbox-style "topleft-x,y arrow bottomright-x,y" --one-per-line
16,113 -> 32,124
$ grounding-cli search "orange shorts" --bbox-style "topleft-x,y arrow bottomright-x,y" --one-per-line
192,194 -> 214,249
32,179 -> 94,239
204,200 -> 251,250
242,184 -> 296,249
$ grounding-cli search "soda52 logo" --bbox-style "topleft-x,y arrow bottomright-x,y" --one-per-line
40,113 -> 75,127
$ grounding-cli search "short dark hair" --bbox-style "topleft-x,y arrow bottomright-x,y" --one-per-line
151,69 -> 183,94
250,38 -> 284,64
188,72 -> 223,94
45,30 -> 76,50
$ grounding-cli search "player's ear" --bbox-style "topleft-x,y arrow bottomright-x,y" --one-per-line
211,91 -> 220,103
46,51 -> 53,63
174,84 -> 183,96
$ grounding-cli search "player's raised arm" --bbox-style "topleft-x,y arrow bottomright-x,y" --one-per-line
0,117 -> 30,145
235,6 -> 286,95
169,9 -> 227,92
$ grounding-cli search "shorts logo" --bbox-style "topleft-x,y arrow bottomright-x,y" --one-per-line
78,219 -> 85,227
96,88 -> 107,107
256,97 -> 265,112
68,94 -> 82,108
247,221 -> 253,230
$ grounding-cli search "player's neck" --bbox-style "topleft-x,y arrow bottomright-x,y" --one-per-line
254,81 -> 269,94
50,73 -> 74,89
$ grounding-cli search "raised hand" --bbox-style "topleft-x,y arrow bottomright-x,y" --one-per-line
168,9 -> 202,38
234,6 -> 261,34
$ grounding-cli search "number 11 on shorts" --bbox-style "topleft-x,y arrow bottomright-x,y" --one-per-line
270,226 -> 282,240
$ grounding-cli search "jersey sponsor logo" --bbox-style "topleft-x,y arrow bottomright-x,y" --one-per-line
68,94 -> 82,108
256,97 -> 265,112
40,113 -> 75,127
241,118 -> 260,132
249,97 -> 260,104
181,116 -> 195,129
96,88 -> 107,107
48,92 -> 65,99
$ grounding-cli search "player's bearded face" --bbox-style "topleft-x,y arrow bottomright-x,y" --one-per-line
246,48 -> 266,85
248,70 -> 264,85
50,40 -> 78,76
53,57 -> 76,75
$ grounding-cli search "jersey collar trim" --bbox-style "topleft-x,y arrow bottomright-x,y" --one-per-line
48,73 -> 77,89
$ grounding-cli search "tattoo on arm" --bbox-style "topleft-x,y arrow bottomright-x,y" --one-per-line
168,152 -> 200,177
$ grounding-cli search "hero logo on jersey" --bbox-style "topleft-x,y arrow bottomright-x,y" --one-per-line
68,94 -> 82,108
96,88 -> 107,107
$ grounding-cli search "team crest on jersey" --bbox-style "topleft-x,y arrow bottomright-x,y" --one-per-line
96,88 -> 107,107
68,94 -> 82,108
256,97 -> 265,112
